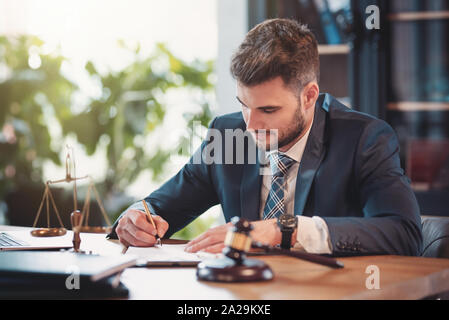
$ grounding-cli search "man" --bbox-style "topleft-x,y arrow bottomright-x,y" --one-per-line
108,19 -> 422,256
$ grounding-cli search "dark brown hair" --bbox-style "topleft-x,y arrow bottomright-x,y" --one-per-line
230,18 -> 319,93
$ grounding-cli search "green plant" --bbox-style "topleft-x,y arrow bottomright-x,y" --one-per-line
0,35 -> 76,200
1,35 -> 216,237
60,42 -> 214,198
172,213 -> 218,240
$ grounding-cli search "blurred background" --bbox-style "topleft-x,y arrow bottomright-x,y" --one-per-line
0,0 -> 448,239
0,0 -> 220,238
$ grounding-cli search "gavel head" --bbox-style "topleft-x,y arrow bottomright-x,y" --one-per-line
222,217 -> 253,263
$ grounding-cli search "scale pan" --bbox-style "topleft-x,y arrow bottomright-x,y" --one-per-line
30,228 -> 67,237
75,226 -> 112,234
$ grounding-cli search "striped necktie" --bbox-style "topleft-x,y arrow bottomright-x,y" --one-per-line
263,152 -> 296,220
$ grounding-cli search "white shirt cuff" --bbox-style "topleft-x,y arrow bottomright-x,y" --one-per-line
293,216 -> 333,254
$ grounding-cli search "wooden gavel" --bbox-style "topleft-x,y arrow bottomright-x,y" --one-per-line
197,217 -> 344,283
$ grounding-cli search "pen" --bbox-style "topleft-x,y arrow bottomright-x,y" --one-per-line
141,200 -> 162,246
251,241 -> 344,269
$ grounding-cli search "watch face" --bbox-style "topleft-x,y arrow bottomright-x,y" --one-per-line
279,214 -> 297,228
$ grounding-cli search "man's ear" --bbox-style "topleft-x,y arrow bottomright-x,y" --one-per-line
302,82 -> 320,110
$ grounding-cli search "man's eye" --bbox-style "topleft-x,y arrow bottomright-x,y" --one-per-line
262,109 -> 276,114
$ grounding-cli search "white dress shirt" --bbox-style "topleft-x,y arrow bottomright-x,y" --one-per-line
259,119 -> 333,254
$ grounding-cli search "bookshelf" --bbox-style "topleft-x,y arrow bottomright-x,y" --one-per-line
388,102 -> 449,112
386,2 -> 449,214
388,11 -> 449,22
247,0 -> 353,104
317,44 -> 350,55
318,44 -> 350,104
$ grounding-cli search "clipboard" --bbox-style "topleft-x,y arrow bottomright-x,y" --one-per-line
125,243 -> 219,268
135,260 -> 200,267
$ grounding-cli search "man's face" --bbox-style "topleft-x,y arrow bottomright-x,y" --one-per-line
237,77 -> 308,151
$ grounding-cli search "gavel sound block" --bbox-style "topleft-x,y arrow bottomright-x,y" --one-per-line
196,217 -> 273,282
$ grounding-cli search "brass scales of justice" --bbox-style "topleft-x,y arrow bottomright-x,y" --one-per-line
31,146 -> 112,251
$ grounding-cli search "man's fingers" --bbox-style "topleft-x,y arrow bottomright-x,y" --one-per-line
187,223 -> 229,246
115,208 -> 171,247
186,230 -> 210,248
119,236 -> 130,249
121,228 -> 156,247
128,209 -> 157,236
185,223 -> 232,252
117,214 -> 156,246
122,229 -> 150,247
128,209 -> 170,238
117,226 -> 132,247
185,232 -> 222,253
125,222 -> 156,246
152,215 -> 169,238
202,243 -> 225,254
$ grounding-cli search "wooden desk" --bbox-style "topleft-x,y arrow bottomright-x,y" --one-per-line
120,254 -> 449,300
2,225 -> 449,300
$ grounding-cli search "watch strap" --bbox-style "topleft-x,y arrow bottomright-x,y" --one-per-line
281,228 -> 293,250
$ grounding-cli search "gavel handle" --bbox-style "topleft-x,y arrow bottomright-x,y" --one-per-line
251,242 -> 344,269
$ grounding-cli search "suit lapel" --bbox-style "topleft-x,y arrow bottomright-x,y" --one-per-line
294,94 -> 330,215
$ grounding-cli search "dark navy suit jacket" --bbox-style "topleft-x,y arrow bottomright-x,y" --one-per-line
109,93 -> 423,256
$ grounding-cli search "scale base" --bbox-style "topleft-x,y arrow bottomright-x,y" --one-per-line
197,257 -> 273,282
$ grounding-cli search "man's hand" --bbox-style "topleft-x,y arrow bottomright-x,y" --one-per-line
184,219 -> 283,253
116,209 -> 169,247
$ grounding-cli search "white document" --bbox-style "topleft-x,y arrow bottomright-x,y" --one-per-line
125,244 -> 221,266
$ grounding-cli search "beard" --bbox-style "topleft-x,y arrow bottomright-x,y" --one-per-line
277,107 -> 307,149
254,104 -> 307,151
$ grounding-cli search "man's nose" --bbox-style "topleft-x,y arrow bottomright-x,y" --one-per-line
245,109 -> 259,131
